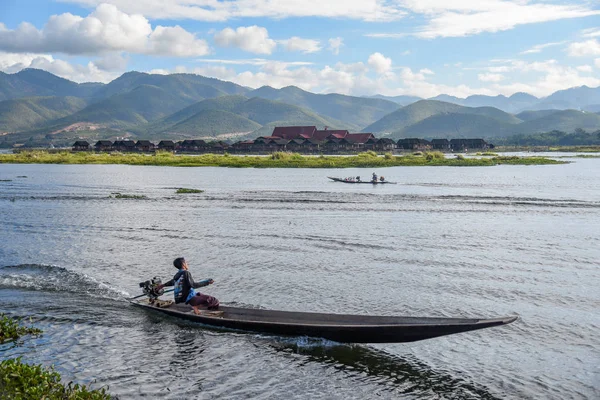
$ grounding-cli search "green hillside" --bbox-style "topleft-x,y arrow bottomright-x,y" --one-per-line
516,110 -> 600,133
0,96 -> 88,132
160,109 -> 260,137
50,84 -> 194,129
397,113 -> 517,139
92,71 -> 247,101
363,100 -> 469,133
0,69 -> 102,101
515,110 -> 559,121
146,96 -> 349,139
248,85 -> 397,128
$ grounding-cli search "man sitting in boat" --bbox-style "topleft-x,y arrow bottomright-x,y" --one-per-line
372,172 -> 378,183
159,257 -> 219,314
356,176 -> 361,182
379,176 -> 385,182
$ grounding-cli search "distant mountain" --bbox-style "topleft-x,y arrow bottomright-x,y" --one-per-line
516,109 -> 600,133
515,110 -> 559,121
48,84 -> 195,129
0,69 -> 103,101
428,92 -> 539,113
92,71 -> 247,101
398,113 -> 516,138
0,96 -> 87,133
147,95 -> 349,138
248,85 -> 397,129
365,100 -> 600,139
530,86 -> 600,111
363,100 -> 521,136
368,94 -> 422,106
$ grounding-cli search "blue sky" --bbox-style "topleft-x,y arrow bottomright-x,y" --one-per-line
0,0 -> 599,98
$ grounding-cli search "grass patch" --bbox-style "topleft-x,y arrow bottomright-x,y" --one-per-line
110,193 -> 147,199
0,150 -> 566,168
0,357 -> 110,399
476,152 -> 499,156
0,314 -> 42,344
176,188 -> 204,194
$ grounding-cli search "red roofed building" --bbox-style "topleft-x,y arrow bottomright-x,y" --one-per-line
313,129 -> 348,141
272,126 -> 317,140
345,133 -> 375,145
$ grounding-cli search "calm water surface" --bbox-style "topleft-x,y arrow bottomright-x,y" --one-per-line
0,157 -> 599,399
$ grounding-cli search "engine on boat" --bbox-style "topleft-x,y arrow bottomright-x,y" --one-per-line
139,277 -> 164,300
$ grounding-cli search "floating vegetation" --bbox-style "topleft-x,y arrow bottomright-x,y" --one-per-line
476,152 -> 499,156
0,150 -> 566,168
0,313 -> 42,343
110,193 -> 147,199
17,176 -> 27,178
176,188 -> 204,194
0,358 -> 111,399
0,179 -> 12,182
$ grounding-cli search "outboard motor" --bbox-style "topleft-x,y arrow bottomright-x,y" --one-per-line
139,277 -> 164,300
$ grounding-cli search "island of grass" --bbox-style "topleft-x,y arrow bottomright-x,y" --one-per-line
110,193 -> 147,199
0,313 -> 111,399
0,150 -> 566,167
176,188 -> 204,193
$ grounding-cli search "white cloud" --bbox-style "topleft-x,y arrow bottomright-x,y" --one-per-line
93,53 -> 129,71
520,41 -> 566,55
581,28 -> 600,38
196,58 -> 312,66
61,0 -> 406,22
576,65 -> 593,73
368,52 -> 392,74
0,51 -> 53,73
365,1 -> 600,39
328,37 -> 343,55
568,39 -> 600,57
478,73 -> 505,82
279,37 -> 321,54
596,58 -> 600,69
0,5 -> 209,57
214,26 -> 276,54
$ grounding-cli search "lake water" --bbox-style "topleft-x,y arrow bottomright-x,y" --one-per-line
1,156 -> 599,399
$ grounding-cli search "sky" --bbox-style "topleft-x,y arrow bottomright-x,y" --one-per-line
0,0 -> 599,98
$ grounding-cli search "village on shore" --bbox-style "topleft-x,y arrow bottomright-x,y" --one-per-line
72,126 -> 494,154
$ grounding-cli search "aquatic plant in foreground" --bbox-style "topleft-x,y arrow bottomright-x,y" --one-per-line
0,150 -> 566,167
0,313 -> 41,343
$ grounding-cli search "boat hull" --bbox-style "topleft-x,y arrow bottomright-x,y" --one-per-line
130,300 -> 517,343
328,177 -> 397,184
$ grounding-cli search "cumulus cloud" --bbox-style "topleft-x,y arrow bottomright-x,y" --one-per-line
279,37 -> 321,54
328,37 -> 344,55
596,58 -> 600,68
478,73 -> 505,82
568,39 -> 600,57
368,52 -> 392,74
0,4 -> 210,57
214,26 -> 276,54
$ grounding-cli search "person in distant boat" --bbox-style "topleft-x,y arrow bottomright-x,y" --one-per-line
380,176 -> 385,182
159,257 -> 219,314
372,172 -> 378,182
356,176 -> 361,182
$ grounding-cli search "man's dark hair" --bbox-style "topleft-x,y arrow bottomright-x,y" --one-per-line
173,257 -> 185,269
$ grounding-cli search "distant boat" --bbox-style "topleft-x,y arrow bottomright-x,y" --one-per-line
328,177 -> 397,184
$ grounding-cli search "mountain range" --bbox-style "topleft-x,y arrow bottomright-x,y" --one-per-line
1,68 -> 599,147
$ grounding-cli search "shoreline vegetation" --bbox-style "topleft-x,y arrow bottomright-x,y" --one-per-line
0,314 -> 111,399
0,150 -> 565,167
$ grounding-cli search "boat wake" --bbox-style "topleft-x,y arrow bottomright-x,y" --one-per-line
0,263 -> 129,299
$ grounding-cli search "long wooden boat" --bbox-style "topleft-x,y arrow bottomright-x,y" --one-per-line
130,299 -> 517,343
328,176 -> 397,184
